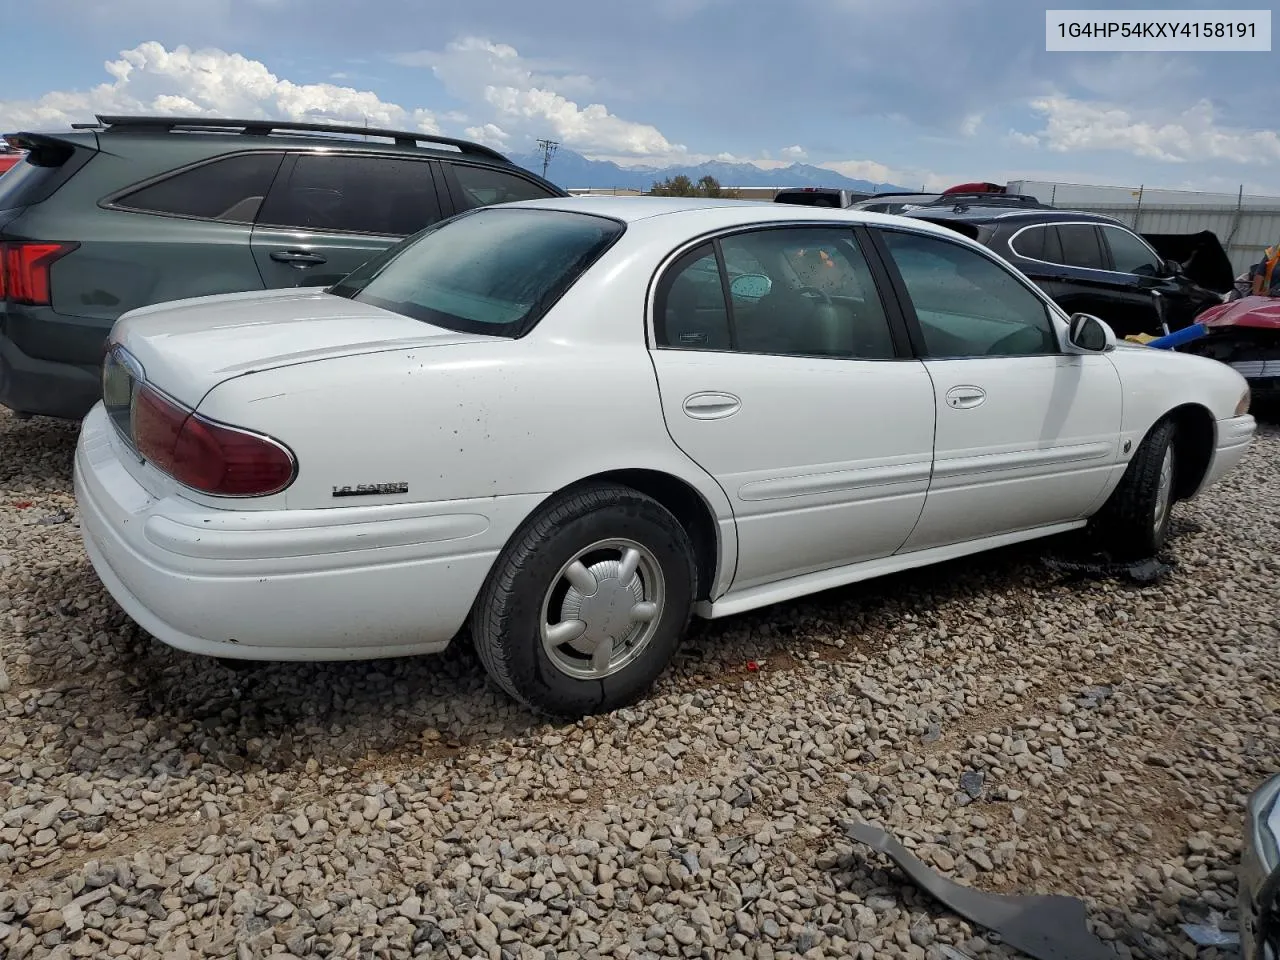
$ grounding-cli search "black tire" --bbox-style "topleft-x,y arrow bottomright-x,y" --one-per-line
470,483 -> 697,717
1090,418 -> 1177,560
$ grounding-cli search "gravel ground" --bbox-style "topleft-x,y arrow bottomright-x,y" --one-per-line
1,406 -> 1277,960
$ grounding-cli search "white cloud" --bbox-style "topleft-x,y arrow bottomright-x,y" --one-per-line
394,36 -> 690,162
780,144 -> 807,160
819,158 -> 937,188
0,42 -> 439,134
1025,95 -> 1280,165
463,122 -> 510,148
959,113 -> 983,137
1004,130 -> 1041,148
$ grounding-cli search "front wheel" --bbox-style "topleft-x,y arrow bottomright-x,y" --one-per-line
469,483 -> 697,717
1090,418 -> 1177,560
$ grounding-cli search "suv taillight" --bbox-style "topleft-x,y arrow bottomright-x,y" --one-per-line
0,241 -> 78,306
132,384 -> 296,497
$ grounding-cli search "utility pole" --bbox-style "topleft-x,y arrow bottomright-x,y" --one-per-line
536,138 -> 560,179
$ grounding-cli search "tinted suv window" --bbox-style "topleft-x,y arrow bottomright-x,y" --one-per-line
1010,224 -> 1064,265
452,164 -> 557,210
115,153 -> 285,221
1101,225 -> 1162,275
880,229 -> 1058,358
330,207 -> 622,337
258,154 -> 442,235
1056,223 -> 1106,270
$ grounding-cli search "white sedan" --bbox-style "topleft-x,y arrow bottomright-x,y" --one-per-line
74,198 -> 1256,716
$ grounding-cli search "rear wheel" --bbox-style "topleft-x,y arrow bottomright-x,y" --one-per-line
470,483 -> 697,716
1090,418 -> 1177,560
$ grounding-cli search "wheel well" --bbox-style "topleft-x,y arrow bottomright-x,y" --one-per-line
1165,403 -> 1215,500
569,469 -> 721,601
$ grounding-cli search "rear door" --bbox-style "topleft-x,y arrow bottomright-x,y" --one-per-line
648,224 -> 937,593
1011,221 -> 1149,335
251,152 -> 447,290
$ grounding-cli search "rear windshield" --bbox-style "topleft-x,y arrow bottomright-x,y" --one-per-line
329,207 -> 624,337
0,141 -> 90,210
775,192 -> 843,208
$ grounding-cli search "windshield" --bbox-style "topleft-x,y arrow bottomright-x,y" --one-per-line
330,206 -> 625,337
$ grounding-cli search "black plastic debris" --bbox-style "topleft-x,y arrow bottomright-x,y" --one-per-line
843,821 -> 1115,960
1042,554 -> 1174,585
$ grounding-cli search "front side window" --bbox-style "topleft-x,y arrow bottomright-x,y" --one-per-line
1102,225 -> 1162,275
451,164 -> 559,210
656,227 -> 897,359
115,152 -> 285,222
879,229 -> 1059,358
1056,223 -> 1107,270
258,154 -> 442,236
329,207 -> 622,337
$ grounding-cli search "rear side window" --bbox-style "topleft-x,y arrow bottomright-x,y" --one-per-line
1056,224 -> 1106,270
329,207 -> 623,337
1012,224 -> 1066,264
115,153 -> 285,222
258,154 -> 442,236
451,164 -> 558,210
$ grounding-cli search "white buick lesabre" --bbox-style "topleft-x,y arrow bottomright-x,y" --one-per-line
74,198 -> 1256,716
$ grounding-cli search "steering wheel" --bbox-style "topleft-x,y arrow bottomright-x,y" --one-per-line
794,286 -> 833,305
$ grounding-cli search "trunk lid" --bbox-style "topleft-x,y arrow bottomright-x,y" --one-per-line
110,286 -> 504,408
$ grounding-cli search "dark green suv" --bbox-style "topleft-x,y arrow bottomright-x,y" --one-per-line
0,114 -> 568,420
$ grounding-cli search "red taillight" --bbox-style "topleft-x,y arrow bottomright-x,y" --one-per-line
0,241 -> 78,306
131,384 -> 296,497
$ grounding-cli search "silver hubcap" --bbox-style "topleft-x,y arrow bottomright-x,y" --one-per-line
1153,445 -> 1174,534
540,538 -> 665,680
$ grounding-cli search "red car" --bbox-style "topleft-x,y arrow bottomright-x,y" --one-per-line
0,149 -> 24,175
1186,294 -> 1280,401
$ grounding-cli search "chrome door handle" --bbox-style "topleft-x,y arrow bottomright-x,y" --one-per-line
945,385 -> 987,409
682,391 -> 741,420
270,250 -> 327,267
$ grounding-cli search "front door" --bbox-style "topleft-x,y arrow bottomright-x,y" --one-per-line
1094,223 -> 1218,331
648,225 -> 937,593
871,226 -> 1123,552
251,152 -> 446,290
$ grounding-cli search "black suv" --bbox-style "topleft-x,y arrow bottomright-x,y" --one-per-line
0,114 -> 568,420
903,204 -> 1234,337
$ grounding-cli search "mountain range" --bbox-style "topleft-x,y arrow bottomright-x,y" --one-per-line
508,147 -> 914,193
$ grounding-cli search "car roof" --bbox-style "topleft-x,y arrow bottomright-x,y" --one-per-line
904,206 -> 1128,227
485,195 -> 985,238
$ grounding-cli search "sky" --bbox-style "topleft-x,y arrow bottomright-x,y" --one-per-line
0,0 -> 1277,193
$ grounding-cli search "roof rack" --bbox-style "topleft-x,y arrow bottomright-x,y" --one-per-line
85,114 -> 512,164
923,193 -> 1051,211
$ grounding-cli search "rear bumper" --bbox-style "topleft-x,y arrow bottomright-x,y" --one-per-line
0,329 -> 102,419
74,404 -> 537,661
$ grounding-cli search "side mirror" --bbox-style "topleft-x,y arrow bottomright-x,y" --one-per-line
1164,258 -> 1185,277
1067,313 -> 1115,352
729,273 -> 771,300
